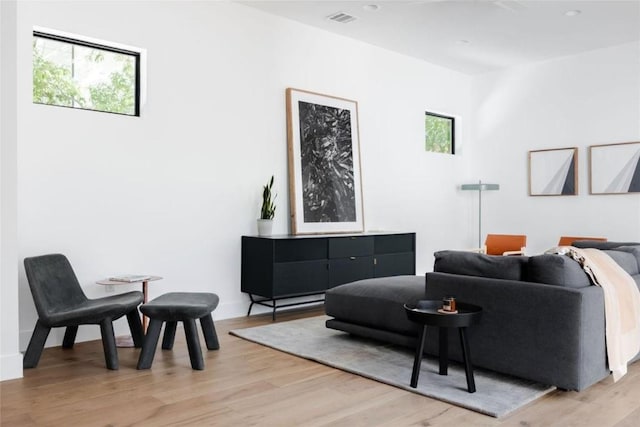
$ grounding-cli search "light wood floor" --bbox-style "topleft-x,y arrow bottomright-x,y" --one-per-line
2,307 -> 639,426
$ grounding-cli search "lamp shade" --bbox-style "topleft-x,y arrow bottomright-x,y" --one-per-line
461,183 -> 499,191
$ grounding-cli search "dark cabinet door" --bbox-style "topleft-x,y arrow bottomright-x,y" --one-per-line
374,252 -> 415,277
328,256 -> 374,288
273,260 -> 329,297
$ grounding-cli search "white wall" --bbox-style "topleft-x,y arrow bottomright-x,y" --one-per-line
15,1 -> 473,348
1,0 -> 23,381
470,42 -> 640,255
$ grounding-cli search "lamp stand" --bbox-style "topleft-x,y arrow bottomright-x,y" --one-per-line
460,180 -> 500,248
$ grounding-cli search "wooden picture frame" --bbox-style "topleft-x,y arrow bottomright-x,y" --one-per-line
286,88 -> 364,235
589,141 -> 640,194
528,147 -> 578,196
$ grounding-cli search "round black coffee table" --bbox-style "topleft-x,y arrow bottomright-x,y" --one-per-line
404,300 -> 482,393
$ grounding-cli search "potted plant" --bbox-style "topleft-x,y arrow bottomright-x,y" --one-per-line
258,175 -> 276,236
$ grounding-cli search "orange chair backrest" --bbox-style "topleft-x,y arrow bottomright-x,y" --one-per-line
558,236 -> 607,246
485,234 -> 527,256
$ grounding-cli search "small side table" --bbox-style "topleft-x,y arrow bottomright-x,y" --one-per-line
404,300 -> 482,393
97,276 -> 162,346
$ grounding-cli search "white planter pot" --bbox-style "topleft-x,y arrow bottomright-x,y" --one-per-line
257,219 -> 274,236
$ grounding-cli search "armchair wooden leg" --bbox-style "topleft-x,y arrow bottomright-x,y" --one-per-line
200,314 -> 220,350
23,320 -> 51,369
99,319 -> 119,370
126,310 -> 144,348
162,321 -> 177,350
62,325 -> 78,349
137,319 -> 163,369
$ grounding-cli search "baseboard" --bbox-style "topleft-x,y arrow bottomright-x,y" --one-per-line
0,353 -> 23,381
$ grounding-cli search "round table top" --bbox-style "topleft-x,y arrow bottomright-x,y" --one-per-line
404,300 -> 482,328
96,276 -> 163,286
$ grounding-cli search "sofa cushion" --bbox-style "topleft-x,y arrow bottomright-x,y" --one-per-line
527,254 -> 591,288
324,275 -> 425,336
433,250 -> 527,281
603,249 -> 640,276
572,241 -> 640,250
608,246 -> 640,271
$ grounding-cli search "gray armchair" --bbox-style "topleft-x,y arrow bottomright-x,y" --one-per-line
23,254 -> 144,370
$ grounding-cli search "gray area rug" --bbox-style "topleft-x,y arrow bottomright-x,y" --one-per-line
230,316 -> 555,418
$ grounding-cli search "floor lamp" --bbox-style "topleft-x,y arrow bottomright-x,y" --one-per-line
461,180 -> 500,248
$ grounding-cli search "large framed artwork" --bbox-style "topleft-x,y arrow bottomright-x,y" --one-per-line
589,141 -> 640,194
528,147 -> 578,196
286,88 -> 364,235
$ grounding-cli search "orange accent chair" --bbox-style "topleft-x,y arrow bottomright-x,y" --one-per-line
481,234 -> 527,256
558,236 -> 607,246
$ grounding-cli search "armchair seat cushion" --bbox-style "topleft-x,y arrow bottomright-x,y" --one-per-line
46,291 -> 143,327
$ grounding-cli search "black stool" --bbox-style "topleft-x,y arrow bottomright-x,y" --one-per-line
137,292 -> 220,370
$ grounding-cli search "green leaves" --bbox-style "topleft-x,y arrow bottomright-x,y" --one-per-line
32,41 -> 85,108
32,37 -> 136,115
260,175 -> 277,220
425,113 -> 454,154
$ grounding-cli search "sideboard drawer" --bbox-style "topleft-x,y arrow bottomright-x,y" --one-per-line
328,236 -> 374,259
274,239 -> 327,262
374,233 -> 415,254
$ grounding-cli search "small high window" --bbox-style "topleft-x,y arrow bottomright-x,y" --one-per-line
32,30 -> 140,116
425,111 -> 455,154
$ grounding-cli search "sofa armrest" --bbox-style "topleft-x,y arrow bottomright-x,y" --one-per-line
425,272 -> 608,390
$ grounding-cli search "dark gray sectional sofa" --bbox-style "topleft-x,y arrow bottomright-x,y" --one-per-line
325,242 -> 640,391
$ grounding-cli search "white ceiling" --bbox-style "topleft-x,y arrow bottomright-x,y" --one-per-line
239,0 -> 640,74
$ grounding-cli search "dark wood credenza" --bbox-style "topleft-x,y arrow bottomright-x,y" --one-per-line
241,232 -> 416,319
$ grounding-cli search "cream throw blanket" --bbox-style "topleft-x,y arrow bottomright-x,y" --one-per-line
560,247 -> 640,381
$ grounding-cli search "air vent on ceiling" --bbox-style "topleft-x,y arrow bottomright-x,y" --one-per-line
327,12 -> 357,23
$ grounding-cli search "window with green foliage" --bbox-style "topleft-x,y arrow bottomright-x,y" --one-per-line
425,111 -> 455,154
33,31 -> 140,116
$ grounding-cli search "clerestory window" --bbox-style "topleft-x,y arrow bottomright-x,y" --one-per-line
33,30 -> 141,116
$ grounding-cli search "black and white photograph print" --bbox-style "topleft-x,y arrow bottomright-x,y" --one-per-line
528,147 -> 578,196
590,141 -> 640,194
286,88 -> 364,235
299,101 -> 355,223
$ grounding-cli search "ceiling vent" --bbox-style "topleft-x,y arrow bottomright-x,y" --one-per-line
327,12 -> 357,23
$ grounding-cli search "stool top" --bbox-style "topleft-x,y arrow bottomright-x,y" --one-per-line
141,292 -> 219,321
404,300 -> 482,328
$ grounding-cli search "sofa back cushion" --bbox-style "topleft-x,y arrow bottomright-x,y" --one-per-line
572,241 -> 640,250
527,255 -> 591,288
528,246 -> 640,289
433,250 -> 527,281
603,249 -> 639,275
604,247 -> 640,291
